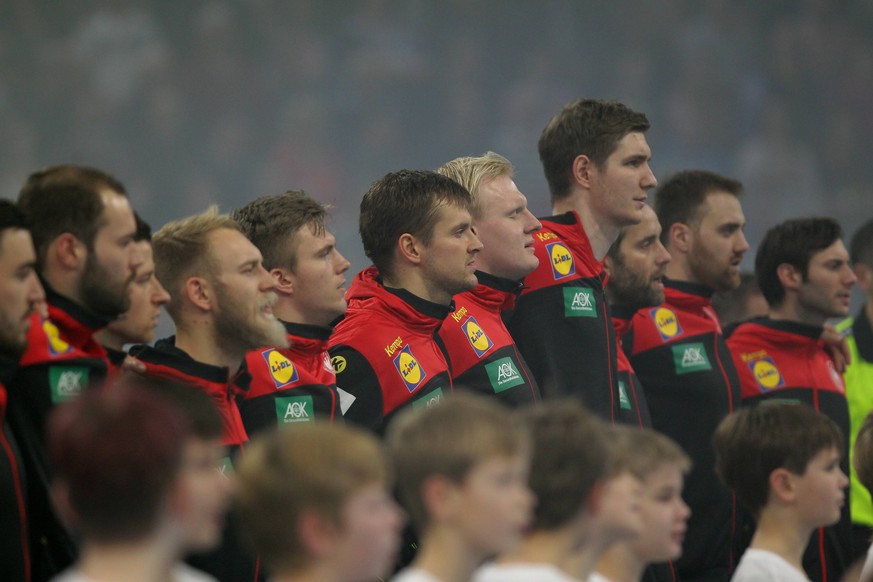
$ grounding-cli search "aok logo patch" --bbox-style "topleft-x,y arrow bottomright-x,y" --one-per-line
218,457 -> 235,479
275,395 -> 314,425
43,319 -> 72,356
485,357 -> 525,393
393,345 -> 427,393
750,357 -> 784,391
462,316 -> 493,358
651,307 -> 683,341
618,380 -> 631,410
547,241 -> 575,279
412,387 -> 444,410
564,287 -> 597,317
261,349 -> 299,388
672,342 -> 712,375
49,366 -> 88,403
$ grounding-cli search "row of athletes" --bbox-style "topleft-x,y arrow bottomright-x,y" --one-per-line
0,97 -> 869,582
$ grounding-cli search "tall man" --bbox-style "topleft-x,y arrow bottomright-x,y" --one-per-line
505,99 -> 657,420
727,217 -> 856,582
0,200 -> 45,582
624,170 -> 748,581
328,170 -> 482,433
436,152 -> 541,406
232,191 -> 350,433
129,207 -> 287,582
12,165 -> 140,580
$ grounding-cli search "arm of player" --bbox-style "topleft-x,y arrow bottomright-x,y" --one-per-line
328,345 -> 385,433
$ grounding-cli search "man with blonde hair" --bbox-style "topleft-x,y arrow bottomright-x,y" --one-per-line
436,152 -> 541,406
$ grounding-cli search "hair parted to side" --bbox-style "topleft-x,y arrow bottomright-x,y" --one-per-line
234,421 -> 390,573
854,411 -> 873,495
850,218 -> 873,269
713,401 -> 843,517
538,99 -> 650,204
386,393 -> 529,531
359,169 -> 472,278
47,380 -> 190,542
437,152 -> 514,219
232,190 -> 328,272
518,399 -> 610,530
151,206 -> 240,320
17,164 -> 128,269
653,170 -> 743,246
755,217 -> 843,308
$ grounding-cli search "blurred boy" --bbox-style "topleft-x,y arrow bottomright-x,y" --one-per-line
852,411 -> 873,580
714,402 -> 848,581
387,394 -> 534,582
234,421 -> 403,582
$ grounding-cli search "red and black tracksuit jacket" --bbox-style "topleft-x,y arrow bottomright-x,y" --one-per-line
610,305 -> 652,428
505,211 -> 621,421
624,279 -> 741,582
328,267 -> 453,435
128,338 -> 261,582
8,285 -> 110,581
727,317 -> 851,582
1,355 -> 30,582
437,271 -> 539,408
236,321 -> 340,437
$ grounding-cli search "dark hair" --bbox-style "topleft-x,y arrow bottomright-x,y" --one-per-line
359,170 -> 471,278
713,401 -> 843,517
47,381 -> 190,541
850,218 -> 873,269
518,400 -> 610,530
654,170 -> 743,245
18,165 -> 127,268
538,99 -> 650,203
711,272 -> 763,327
232,190 -> 328,272
0,199 -> 29,237
133,213 -> 152,243
755,217 -> 843,308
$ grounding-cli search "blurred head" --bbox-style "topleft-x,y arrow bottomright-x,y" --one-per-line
604,205 -> 671,309
849,219 -> 873,302
711,272 -> 768,328
854,411 -> 873,496
0,200 -> 44,357
235,422 -> 402,581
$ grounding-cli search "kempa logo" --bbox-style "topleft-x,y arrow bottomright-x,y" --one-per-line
275,395 -> 314,425
413,387 -> 444,410
564,287 -> 597,317
49,366 -> 88,403
672,342 -> 712,375
618,380 -> 630,410
486,357 -> 525,393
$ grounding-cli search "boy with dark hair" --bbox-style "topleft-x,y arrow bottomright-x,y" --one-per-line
387,393 -> 533,582
506,99 -> 657,417
714,402 -> 847,581
728,217 -> 856,581
329,170 -> 482,433
232,190 -> 350,433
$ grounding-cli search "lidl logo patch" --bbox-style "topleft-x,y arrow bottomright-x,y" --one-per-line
564,287 -> 597,317
43,319 -> 72,356
672,342 -> 712,375
49,366 -> 88,403
462,317 -> 493,358
393,345 -> 427,393
276,395 -> 314,425
547,241 -> 575,279
486,357 -> 525,393
412,387 -> 444,410
750,357 -> 784,391
331,355 -> 347,373
262,349 -> 299,388
618,380 -> 631,410
651,307 -> 683,341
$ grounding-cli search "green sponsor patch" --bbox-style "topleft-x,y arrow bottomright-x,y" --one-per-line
275,395 -> 314,425
672,342 -> 712,375
412,387 -> 444,410
618,380 -> 630,410
486,357 -> 525,393
218,457 -> 235,478
49,366 -> 89,403
563,287 -> 597,317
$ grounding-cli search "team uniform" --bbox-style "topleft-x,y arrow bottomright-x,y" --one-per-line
624,279 -> 741,582
8,285 -> 111,581
727,318 -> 851,582
1,354 -> 30,582
610,305 -> 653,427
236,321 -> 340,436
837,312 -> 873,559
437,271 -> 539,407
505,211 -> 620,421
328,267 -> 453,434
128,338 -> 259,582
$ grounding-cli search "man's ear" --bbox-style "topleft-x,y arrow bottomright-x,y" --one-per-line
853,263 -> 873,295
297,509 -> 338,559
572,155 -> 595,190
668,223 -> 691,254
398,233 -> 423,266
776,263 -> 803,293
52,233 -> 87,270
270,268 -> 294,296
185,277 -> 213,312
